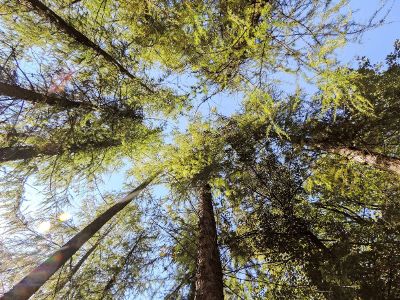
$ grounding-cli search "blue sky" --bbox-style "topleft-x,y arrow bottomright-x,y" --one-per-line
340,0 -> 400,64
197,0 -> 400,117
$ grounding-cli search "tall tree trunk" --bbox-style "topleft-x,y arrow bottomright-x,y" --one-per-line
0,146 -> 43,163
54,225 -> 114,293
0,139 -> 120,163
225,120 -> 400,176
0,175 -> 158,300
21,0 -> 153,93
313,144 -> 400,176
0,81 -> 142,120
195,184 -> 224,300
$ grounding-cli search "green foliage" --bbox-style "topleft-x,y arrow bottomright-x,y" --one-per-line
316,67 -> 373,113
1,1 -> 398,299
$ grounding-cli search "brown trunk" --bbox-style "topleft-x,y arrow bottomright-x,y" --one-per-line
0,81 -> 83,108
22,0 -> 153,93
225,117 -> 400,175
0,81 -> 142,120
195,184 -> 224,300
54,226 -> 113,293
0,146 -> 43,162
283,129 -> 400,176
0,139 -> 120,163
0,175 -> 158,300
315,144 -> 400,176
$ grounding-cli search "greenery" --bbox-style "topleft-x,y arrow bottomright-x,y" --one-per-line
0,0 -> 399,299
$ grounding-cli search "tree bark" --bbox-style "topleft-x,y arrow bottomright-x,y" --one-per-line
0,81 -> 143,120
0,175 -> 158,300
0,139 -> 120,163
224,120 -> 400,176
54,226 -> 113,293
0,146 -> 42,163
313,144 -> 400,176
0,81 -> 83,108
195,184 -> 224,300
21,0 -> 153,93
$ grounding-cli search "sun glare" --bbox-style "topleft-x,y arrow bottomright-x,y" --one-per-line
37,221 -> 51,234
58,212 -> 72,222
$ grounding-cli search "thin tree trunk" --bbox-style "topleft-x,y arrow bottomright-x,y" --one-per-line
225,120 -> 400,176
195,183 -> 224,300
100,232 -> 145,298
0,81 -> 82,108
287,132 -> 400,176
0,81 -> 142,120
54,225 -> 113,293
0,139 -> 120,163
21,0 -> 153,93
0,175 -> 158,300
0,146 -> 42,163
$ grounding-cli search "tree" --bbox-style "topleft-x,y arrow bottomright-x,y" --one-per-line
0,0 -> 396,299
0,176 -> 156,300
195,183 -> 224,300
209,44 -> 400,298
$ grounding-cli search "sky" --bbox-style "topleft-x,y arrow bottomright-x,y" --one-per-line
211,0 -> 400,116
341,0 -> 400,64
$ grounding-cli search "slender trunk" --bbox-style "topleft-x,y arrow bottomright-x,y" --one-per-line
0,146 -> 42,162
101,232 -> 145,298
286,129 -> 400,175
0,175 -> 158,300
195,184 -> 224,300
0,81 -> 82,109
225,120 -> 400,176
0,140 -> 120,163
53,240 -> 98,293
54,226 -> 113,293
314,144 -> 400,176
22,0 -> 153,93
0,81 -> 142,120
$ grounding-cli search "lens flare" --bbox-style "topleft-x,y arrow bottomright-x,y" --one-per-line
58,212 -> 71,222
38,221 -> 51,233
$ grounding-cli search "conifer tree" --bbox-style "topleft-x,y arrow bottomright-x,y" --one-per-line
0,0 -> 397,299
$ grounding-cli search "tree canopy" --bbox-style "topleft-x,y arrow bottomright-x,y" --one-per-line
0,0 -> 399,299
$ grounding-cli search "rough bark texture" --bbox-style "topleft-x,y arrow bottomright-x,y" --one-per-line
195,184 -> 224,300
0,140 -> 120,163
0,176 -> 157,300
22,0 -> 153,92
0,81 -> 143,120
315,144 -> 400,176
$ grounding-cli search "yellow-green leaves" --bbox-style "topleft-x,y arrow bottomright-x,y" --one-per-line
316,67 -> 373,114
166,122 -> 224,185
305,155 -> 395,207
241,88 -> 288,139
